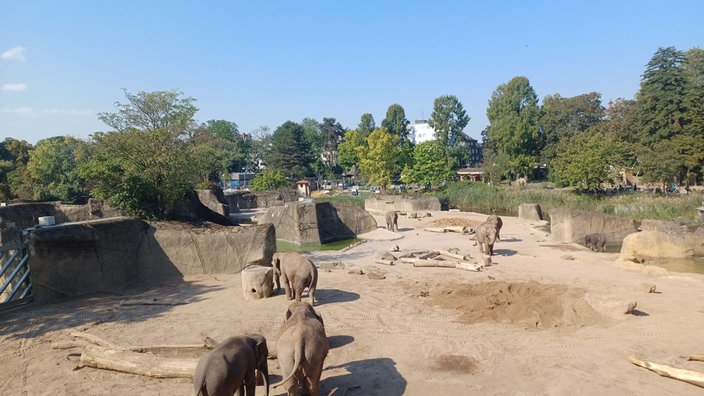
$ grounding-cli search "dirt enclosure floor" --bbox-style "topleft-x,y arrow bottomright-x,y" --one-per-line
2,211 -> 704,395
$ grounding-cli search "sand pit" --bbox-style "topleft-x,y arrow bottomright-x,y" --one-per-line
420,281 -> 610,329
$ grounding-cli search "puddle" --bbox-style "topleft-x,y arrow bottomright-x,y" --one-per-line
276,238 -> 360,252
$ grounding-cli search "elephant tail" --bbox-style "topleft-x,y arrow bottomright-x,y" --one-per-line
272,342 -> 303,389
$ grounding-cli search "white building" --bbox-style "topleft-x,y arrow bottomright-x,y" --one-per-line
407,119 -> 435,145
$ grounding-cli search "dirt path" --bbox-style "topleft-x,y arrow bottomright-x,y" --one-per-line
2,211 -> 704,395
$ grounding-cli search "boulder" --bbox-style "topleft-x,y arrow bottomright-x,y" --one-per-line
241,265 -> 274,300
196,189 -> 231,217
618,229 -> 704,262
518,203 -> 543,221
258,201 -> 376,244
549,207 -> 636,245
365,194 -> 441,214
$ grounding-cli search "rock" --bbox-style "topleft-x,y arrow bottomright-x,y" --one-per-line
479,254 -> 492,267
549,207 -> 636,245
390,244 -> 400,252
240,266 -> 274,300
347,267 -> 363,275
381,252 -> 397,261
258,201 -> 377,244
518,203 -> 543,221
320,261 -> 344,270
364,265 -> 387,280
619,230 -> 704,262
196,189 -> 230,217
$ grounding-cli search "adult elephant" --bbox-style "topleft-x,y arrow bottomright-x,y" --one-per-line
272,252 -> 318,305
193,334 -> 269,396
274,302 -> 328,396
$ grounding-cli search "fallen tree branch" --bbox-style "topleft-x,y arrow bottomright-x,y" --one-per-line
681,355 -> 704,362
69,332 -> 124,350
629,355 -> 704,388
373,259 -> 394,266
435,249 -> 470,261
456,262 -> 483,272
80,345 -> 198,379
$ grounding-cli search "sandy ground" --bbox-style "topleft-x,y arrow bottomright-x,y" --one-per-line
2,210 -> 704,395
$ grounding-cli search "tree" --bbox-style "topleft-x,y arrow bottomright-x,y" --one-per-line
357,113 -> 376,136
682,47 -> 704,185
551,130 -> 625,192
337,129 -> 366,170
26,136 -> 89,202
428,95 -> 470,147
0,138 -> 33,199
403,141 -> 455,188
249,169 -> 289,191
381,104 -> 410,141
485,76 -> 541,179
266,121 -> 314,179
636,47 -> 687,147
539,92 -> 604,166
319,117 -> 346,176
80,90 -> 200,219
358,128 -> 402,193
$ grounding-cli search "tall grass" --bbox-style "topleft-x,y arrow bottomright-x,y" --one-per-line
437,181 -> 703,223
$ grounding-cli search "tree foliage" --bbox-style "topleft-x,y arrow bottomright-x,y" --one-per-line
381,104 -> 410,141
428,95 -> 470,147
249,169 -> 289,191
81,90 -> 200,219
26,136 -> 89,202
539,92 -> 604,166
0,138 -> 33,199
403,141 -> 455,188
266,121 -> 314,179
319,117 -> 345,175
358,128 -> 402,193
486,76 -> 541,179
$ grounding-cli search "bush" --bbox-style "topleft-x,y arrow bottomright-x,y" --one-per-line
249,170 -> 289,191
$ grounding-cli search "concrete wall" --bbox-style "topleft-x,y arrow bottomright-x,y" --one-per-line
25,218 -> 275,303
364,194 -> 441,214
549,207 -> 636,245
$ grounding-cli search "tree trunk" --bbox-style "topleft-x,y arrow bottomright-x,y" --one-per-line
80,345 -> 199,379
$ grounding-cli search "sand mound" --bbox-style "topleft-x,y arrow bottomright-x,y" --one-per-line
423,217 -> 483,230
418,281 -> 609,329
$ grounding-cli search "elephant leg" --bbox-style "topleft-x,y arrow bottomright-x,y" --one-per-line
244,370 -> 256,396
308,285 -> 317,306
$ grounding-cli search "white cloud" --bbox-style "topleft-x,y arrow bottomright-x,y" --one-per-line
1,46 -> 27,62
2,83 -> 27,92
1,107 -> 36,115
43,108 -> 93,115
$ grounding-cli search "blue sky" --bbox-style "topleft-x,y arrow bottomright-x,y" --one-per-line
1,1 -> 703,145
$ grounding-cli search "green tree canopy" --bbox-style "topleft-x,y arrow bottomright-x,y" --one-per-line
358,128 -> 402,193
428,95 -> 470,147
267,121 -> 314,179
403,140 -> 455,188
249,169 -> 289,191
320,117 -> 346,175
381,104 -> 410,142
485,76 -> 541,179
0,138 -> 33,199
539,92 -> 604,166
80,90 -> 200,219
25,136 -> 89,202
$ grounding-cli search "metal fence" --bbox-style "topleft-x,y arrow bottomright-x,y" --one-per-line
0,240 -> 32,311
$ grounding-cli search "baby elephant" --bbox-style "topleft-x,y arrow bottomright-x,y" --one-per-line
272,252 -> 318,305
585,233 -> 607,252
193,334 -> 270,396
385,210 -> 399,232
484,214 -> 503,241
475,224 -> 498,255
274,301 -> 328,396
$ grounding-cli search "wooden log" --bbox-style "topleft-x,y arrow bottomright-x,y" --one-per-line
424,227 -> 447,233
456,262 -> 483,272
80,345 -> 198,379
629,355 -> 704,388
413,259 -> 458,268
681,355 -> 704,362
399,257 -> 417,264
444,226 -> 467,233
374,259 -> 394,266
436,250 -> 469,261
70,332 -> 124,350
417,251 -> 439,260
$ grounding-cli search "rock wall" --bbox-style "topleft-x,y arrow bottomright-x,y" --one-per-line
549,207 -> 636,245
197,189 -> 232,216
518,203 -> 543,221
365,194 -> 441,214
224,190 -> 298,210
25,218 -> 275,303
258,201 -> 377,244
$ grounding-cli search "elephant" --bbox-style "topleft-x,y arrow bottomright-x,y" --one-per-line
272,252 -> 318,305
385,210 -> 399,232
585,233 -> 607,252
274,301 -> 329,396
193,334 -> 270,396
475,224 -> 498,256
484,215 -> 503,241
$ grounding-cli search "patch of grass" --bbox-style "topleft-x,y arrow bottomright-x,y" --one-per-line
437,181 -> 703,223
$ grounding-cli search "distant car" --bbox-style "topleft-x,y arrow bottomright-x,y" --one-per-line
351,189 -> 359,196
